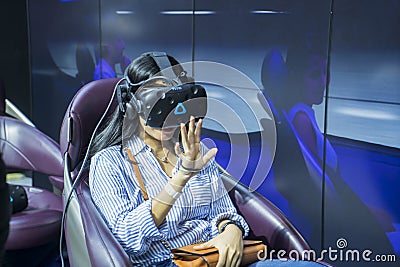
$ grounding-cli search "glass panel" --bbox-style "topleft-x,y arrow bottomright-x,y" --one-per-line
99,0 -> 193,79
28,0 -> 193,141
29,0 -> 100,140
328,0 -> 400,148
195,0 -> 331,252
325,0 -> 400,264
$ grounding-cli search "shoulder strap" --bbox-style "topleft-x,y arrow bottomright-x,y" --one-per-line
125,148 -> 149,201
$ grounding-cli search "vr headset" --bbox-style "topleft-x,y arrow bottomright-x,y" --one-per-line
117,52 -> 207,128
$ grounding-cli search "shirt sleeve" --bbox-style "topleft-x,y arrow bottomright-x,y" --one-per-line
89,151 -> 163,255
206,158 -> 250,238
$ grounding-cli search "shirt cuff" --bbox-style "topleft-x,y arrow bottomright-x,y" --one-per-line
211,213 -> 250,238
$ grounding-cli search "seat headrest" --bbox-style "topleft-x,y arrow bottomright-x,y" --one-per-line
261,48 -> 288,109
0,117 -> 63,175
60,78 -> 120,170
75,44 -> 96,85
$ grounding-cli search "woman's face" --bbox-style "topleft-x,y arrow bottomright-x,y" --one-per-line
139,117 -> 177,141
302,55 -> 328,106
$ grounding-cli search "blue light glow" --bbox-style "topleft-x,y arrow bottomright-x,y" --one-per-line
160,11 -> 215,15
116,10 -> 134,15
251,10 -> 288,14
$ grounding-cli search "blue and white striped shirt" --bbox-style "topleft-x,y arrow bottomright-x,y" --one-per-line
89,135 -> 249,266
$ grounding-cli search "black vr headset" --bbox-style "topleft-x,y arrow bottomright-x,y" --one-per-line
117,52 -> 207,128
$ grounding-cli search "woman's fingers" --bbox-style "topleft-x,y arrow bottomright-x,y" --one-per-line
180,123 -> 189,152
232,249 -> 242,267
180,117 -> 199,160
188,116 -> 195,145
217,246 -> 241,267
202,148 -> 218,165
195,236 -> 242,267
193,241 -> 213,250
216,248 -> 227,267
174,142 -> 182,157
176,117 -> 218,170
194,118 -> 202,144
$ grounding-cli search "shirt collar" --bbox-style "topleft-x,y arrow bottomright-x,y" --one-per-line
124,135 -> 150,156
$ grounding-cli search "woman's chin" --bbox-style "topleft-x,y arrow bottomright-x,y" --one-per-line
161,129 -> 177,140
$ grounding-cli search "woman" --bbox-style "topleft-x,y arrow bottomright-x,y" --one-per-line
283,41 -> 395,264
89,53 -> 325,266
284,45 -> 337,171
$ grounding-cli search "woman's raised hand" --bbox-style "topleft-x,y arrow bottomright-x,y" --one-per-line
174,116 -> 217,174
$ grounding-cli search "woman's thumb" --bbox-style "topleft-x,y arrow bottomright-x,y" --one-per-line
203,148 -> 218,164
193,241 -> 213,250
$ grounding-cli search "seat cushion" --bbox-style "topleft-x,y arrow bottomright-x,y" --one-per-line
6,186 -> 62,250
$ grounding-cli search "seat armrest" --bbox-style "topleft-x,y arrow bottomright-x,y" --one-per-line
221,171 -> 311,255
